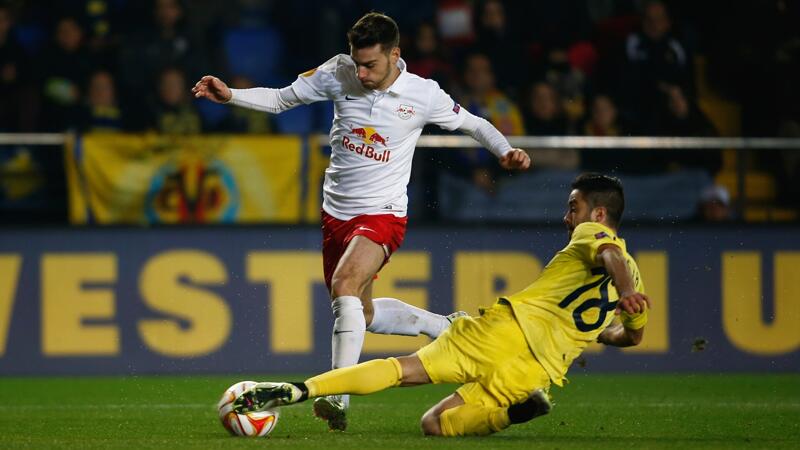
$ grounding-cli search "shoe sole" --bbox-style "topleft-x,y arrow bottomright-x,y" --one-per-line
313,398 -> 347,431
235,384 -> 290,413
530,390 -> 552,416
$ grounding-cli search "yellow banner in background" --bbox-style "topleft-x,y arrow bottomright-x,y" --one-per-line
66,134 -> 303,224
303,134 -> 329,223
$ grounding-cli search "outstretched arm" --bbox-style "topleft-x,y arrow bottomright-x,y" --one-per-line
458,112 -> 531,170
595,244 -> 649,347
192,75 -> 302,113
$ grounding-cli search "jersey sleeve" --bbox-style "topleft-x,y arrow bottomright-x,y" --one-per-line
425,81 -> 467,131
569,222 -> 623,265
290,55 -> 343,104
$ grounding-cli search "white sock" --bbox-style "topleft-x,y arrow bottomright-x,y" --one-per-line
366,297 -> 451,339
330,295 -> 366,408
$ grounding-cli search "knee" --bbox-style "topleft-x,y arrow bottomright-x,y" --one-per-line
420,411 -> 443,436
330,273 -> 362,298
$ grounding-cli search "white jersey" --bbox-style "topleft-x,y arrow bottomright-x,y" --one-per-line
290,54 -> 467,220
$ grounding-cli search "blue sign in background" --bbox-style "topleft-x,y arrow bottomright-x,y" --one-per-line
0,225 -> 798,375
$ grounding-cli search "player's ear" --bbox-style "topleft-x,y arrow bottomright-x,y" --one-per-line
591,206 -> 607,224
390,46 -> 400,62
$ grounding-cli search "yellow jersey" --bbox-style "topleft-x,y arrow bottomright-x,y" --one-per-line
501,221 -> 647,386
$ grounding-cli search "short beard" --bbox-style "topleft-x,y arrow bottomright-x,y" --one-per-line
371,59 -> 393,90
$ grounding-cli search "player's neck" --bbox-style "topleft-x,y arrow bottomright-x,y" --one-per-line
601,221 -> 618,235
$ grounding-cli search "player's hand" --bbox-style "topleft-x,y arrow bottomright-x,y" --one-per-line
499,148 -> 531,170
192,75 -> 232,103
615,291 -> 650,315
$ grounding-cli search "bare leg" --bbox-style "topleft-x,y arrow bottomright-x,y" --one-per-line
420,393 -> 465,436
396,354 -> 432,385
327,236 -> 384,399
330,235 -> 384,322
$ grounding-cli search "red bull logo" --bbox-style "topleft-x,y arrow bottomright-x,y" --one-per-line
344,126 -> 391,162
350,126 -> 388,147
369,132 -> 387,147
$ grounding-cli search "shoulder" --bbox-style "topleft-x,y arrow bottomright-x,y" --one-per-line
569,222 -> 622,252
397,73 -> 451,112
302,54 -> 353,78
415,77 -> 456,108
318,54 -> 353,71
296,55 -> 358,96
405,72 -> 445,94
572,222 -> 612,239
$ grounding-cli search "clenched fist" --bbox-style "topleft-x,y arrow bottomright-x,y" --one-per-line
192,75 -> 232,103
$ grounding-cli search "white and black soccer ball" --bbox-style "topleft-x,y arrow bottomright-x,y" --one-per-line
217,381 -> 279,437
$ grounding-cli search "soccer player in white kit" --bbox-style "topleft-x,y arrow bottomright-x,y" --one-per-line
193,12 -> 531,431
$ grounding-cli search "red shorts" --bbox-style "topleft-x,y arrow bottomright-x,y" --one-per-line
321,210 -> 408,291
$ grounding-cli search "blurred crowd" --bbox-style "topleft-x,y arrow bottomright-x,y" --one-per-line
1,0 -> 799,221
1,0 -> 797,136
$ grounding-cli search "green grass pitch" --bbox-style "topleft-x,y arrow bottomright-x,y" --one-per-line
1,374 -> 798,449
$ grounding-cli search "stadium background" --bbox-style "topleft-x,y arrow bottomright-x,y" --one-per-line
0,2 -> 798,445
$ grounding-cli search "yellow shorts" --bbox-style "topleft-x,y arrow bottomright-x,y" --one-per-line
416,302 -> 550,408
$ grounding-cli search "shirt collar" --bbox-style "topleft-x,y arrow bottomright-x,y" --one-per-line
386,58 -> 409,95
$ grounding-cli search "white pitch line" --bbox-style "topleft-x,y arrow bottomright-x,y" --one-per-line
0,404 -> 211,410
571,402 -> 800,408
1,401 -> 798,411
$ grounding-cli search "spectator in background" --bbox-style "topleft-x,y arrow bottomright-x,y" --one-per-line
517,1 -> 594,54
523,81 -> 579,170
694,185 -> 733,222
649,83 -> 716,137
39,16 -> 96,131
51,0 -> 121,67
0,4 -> 37,131
474,0 -> 524,95
523,81 -> 569,135
538,41 -> 598,127
405,22 -> 453,87
661,83 -> 721,176
118,0 -> 207,126
217,75 -> 271,133
643,84 -> 720,176
619,0 -> 693,132
441,53 -> 525,193
149,66 -> 201,134
582,94 -> 622,137
435,0 -> 474,47
460,53 -> 525,136
75,70 -> 124,132
579,93 -> 630,174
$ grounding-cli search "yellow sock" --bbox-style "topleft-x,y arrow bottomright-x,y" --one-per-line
305,358 -> 402,398
439,404 -> 511,436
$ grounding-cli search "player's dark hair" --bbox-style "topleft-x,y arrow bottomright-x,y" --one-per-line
571,173 -> 625,227
347,12 -> 400,52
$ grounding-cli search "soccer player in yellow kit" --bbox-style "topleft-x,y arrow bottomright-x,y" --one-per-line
233,173 -> 650,436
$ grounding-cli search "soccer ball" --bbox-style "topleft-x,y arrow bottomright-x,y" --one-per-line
217,381 -> 279,437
